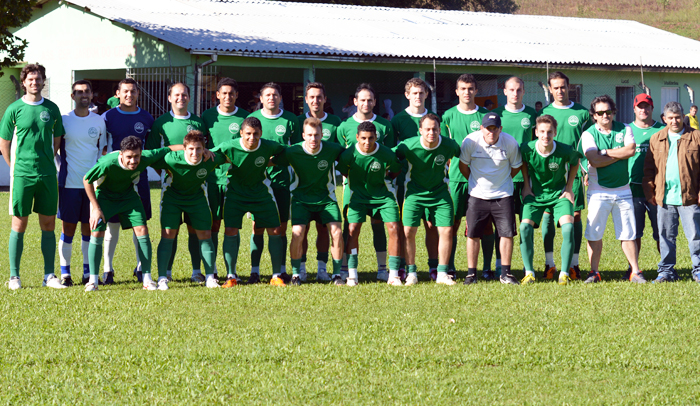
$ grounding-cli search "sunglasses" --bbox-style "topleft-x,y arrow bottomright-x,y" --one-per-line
595,110 -> 615,116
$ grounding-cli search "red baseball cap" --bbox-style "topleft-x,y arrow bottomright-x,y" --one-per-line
634,93 -> 654,108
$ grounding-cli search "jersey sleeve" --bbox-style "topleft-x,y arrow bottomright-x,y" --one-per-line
271,148 -> 289,167
508,138 -> 523,168
393,143 -> 406,160
212,142 -> 234,163
213,150 -> 229,166
149,153 -> 169,171
0,105 -> 15,141
142,147 -> 171,166
52,105 -> 65,138
290,119 -> 300,146
84,159 -> 108,183
384,124 -> 396,148
580,131 -> 597,155
387,152 -> 401,173
440,114 -> 450,139
292,116 -> 304,145
337,150 -> 351,176
459,138 -> 473,165
448,138 -> 461,160
144,122 -> 161,150
623,125 -> 635,146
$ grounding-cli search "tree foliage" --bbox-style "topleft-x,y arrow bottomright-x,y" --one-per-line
265,0 -> 519,13
0,0 -> 36,77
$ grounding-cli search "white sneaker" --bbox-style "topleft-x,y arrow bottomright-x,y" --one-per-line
387,276 -> 403,286
157,277 -> 169,291
436,273 -> 457,286
43,274 -> 68,289
405,273 -> 419,286
376,270 -> 389,281
84,282 -> 98,292
7,276 -> 21,290
143,280 -> 157,291
191,273 -> 205,283
346,277 -> 358,287
299,269 -> 308,282
205,277 -> 220,288
316,271 -> 332,282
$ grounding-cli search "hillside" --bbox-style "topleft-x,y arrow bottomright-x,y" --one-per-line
516,0 -> 700,40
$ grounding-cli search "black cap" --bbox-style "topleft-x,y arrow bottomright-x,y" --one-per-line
482,112 -> 501,127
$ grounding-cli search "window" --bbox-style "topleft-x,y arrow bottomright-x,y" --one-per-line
569,84 -> 582,104
616,86 -> 634,124
661,87 -> 679,111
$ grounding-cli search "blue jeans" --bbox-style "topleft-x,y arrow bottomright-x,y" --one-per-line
657,204 -> 700,276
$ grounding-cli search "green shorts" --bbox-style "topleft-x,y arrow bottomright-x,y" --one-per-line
573,176 -> 585,212
94,193 -> 146,232
10,175 -> 58,217
224,194 -> 281,230
207,183 -> 227,221
402,191 -> 454,227
161,195 -> 212,231
346,198 -> 400,224
291,198 -> 341,226
272,186 -> 291,223
449,181 -> 469,221
522,195 -> 574,227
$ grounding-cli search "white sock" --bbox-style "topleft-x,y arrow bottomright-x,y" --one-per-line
251,266 -> 260,274
59,239 -> 71,267
143,273 -> 153,284
104,222 -> 120,272
132,233 -> 141,270
89,274 -> 99,284
227,273 -> 234,278
409,271 -> 418,277
560,269 -> 569,276
349,268 -> 358,279
526,270 -> 535,276
545,252 -> 554,267
572,253 -> 579,266
437,271 -> 447,278
318,260 -> 327,272
272,273 -> 281,278
206,273 -> 215,281
376,251 -> 387,271
81,237 -> 90,270
300,262 -> 306,272
389,269 -> 399,278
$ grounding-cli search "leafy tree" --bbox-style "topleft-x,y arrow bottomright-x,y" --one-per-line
264,0 -> 518,13
0,0 -> 36,78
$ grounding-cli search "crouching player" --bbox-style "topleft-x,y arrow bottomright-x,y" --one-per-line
338,121 -> 402,286
276,118 -> 346,285
151,131 -> 223,290
83,136 -> 181,291
394,114 -> 460,285
519,115 -> 580,284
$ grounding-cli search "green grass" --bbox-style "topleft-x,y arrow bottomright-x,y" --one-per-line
1,189 -> 700,405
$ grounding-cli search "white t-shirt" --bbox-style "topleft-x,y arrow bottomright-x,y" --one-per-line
459,130 -> 522,199
581,123 -> 634,194
59,111 -> 107,189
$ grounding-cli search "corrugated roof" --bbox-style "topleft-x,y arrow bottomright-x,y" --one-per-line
66,0 -> 700,69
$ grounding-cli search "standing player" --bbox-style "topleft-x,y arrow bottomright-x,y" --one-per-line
146,82 -> 206,283
248,83 -> 299,283
201,77 -> 249,284
0,64 -> 65,290
394,114 -> 460,285
540,72 -> 591,280
338,121 -> 402,286
101,78 -> 155,284
294,82 -> 343,281
519,115 -> 580,285
58,80 -> 107,286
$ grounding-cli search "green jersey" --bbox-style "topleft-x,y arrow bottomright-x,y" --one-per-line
394,136 -> 460,197
337,114 -> 396,148
294,112 -> 343,144
84,147 -> 170,201
540,102 -> 590,148
583,122 -> 631,189
275,141 -> 345,204
628,121 -> 665,197
440,105 -> 488,183
248,109 -> 299,188
145,112 -> 207,150
150,150 -> 228,202
492,105 -> 538,183
0,97 -> 65,178
521,140 -> 581,201
107,97 -> 120,109
391,108 -> 434,142
201,106 -> 249,185
213,138 -> 285,201
337,143 -> 401,204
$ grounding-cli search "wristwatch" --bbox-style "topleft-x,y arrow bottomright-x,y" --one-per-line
599,149 -> 608,156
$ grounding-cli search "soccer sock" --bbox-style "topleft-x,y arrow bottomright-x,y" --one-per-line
332,259 -> 342,276
104,222 -> 120,273
449,233 -> 457,270
317,251 -> 329,263
428,258 -> 438,270
501,264 -> 511,276
467,267 -> 476,276
157,237 -> 175,279
542,212 -> 555,264
42,230 -> 56,276
348,253 -> 358,279
481,233 -> 495,271
545,252 -> 554,268
300,253 -> 306,273
280,235 -> 288,274
9,230 -> 24,278
59,233 -> 73,275
376,251 -> 387,271
341,253 -> 348,273
561,223 -> 575,275
572,253 -> 579,267
143,272 -> 153,284
399,256 -> 406,270
371,222 -> 387,253
88,236 -> 103,276
132,232 -> 141,271
211,231 -> 219,260
519,222 -> 535,273
135,235 -> 152,275
189,233 -> 202,272
223,234 -> 240,277
199,238 -> 215,275
437,264 -> 449,278
574,219 -> 583,256
291,258 -> 301,275
167,233 -> 177,276
82,235 -> 90,276
250,233 -> 264,268
268,234 -> 285,274
388,255 -> 401,278
407,264 -> 418,277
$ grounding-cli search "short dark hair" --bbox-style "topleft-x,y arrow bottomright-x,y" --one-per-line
456,74 -> 477,89
217,77 -> 238,92
535,114 -> 558,130
120,135 -> 143,151
20,63 -> 46,91
183,130 -> 206,147
306,82 -> 326,97
691,105 -> 698,110
241,116 -> 262,132
168,82 -> 190,96
548,71 -> 569,87
118,78 -> 139,91
484,100 -> 494,108
419,113 -> 441,128
260,82 -> 281,95
354,83 -> 375,99
72,80 -> 93,93
535,101 -> 543,107
590,95 -> 617,117
357,121 -> 377,134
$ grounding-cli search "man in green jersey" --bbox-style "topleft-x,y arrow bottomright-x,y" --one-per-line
215,117 -> 287,285
248,83 -> 299,283
338,121 -> 402,286
0,64 -> 65,290
146,82 -> 207,283
82,136 -> 182,291
337,83 -> 396,281
394,114 -> 460,285
440,74 -> 493,278
294,82 -> 342,282
276,118 -> 345,286
540,71 -> 591,280
581,95 -> 644,284
519,115 -> 580,285
151,131 -> 224,290
624,93 -> 664,280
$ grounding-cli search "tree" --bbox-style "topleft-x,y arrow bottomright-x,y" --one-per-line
263,0 -> 518,13
0,0 -> 37,78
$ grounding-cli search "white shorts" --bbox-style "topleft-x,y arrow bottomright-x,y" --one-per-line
585,191 -> 636,241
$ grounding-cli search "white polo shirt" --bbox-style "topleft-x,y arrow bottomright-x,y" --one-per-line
459,130 -> 522,199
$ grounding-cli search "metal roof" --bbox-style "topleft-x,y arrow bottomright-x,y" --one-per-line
66,0 -> 700,69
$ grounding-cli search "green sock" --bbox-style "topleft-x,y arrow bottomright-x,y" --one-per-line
348,253 -> 359,269
88,236 -> 103,276
223,234 -> 240,275
388,255 -> 401,272
449,233 -> 457,270
157,237 -> 175,278
573,220 -> 582,255
437,264 -> 449,273
199,238 -> 215,274
317,251 -> 329,263
291,258 -> 302,275
250,233 -> 264,267
481,233 -> 495,271
332,259 -> 342,275
167,233 -> 177,271
268,234 -> 285,274
542,212 -> 555,255
519,222 -> 535,272
188,233 -> 201,270
407,264 -> 417,274
136,235 -> 152,274
211,232 -> 219,260
41,230 -> 56,276
400,256 -> 406,269
281,235 -> 288,270
428,258 -> 438,269
561,223 -> 575,273
9,230 -> 24,278
371,222 -> 387,252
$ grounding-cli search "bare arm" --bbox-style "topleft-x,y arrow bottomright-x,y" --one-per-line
559,158 -> 578,204
54,137 -> 61,157
83,177 -> 105,231
0,139 -> 10,167
521,163 -> 533,197
510,165 -> 521,178
459,161 -> 471,180
607,143 -> 635,159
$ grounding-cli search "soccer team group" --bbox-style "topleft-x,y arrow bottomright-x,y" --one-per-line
2,63 -> 699,292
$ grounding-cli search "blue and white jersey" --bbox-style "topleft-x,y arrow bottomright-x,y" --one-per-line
58,111 -> 107,189
102,106 -> 154,152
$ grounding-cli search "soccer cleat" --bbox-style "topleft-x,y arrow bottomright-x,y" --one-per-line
569,265 -> 581,280
157,277 -> 169,291
521,274 -> 536,285
331,275 -> 344,286
376,270 -> 389,282
7,276 -> 21,290
143,280 -> 157,290
543,265 -> 557,280
44,274 -> 68,289
316,271 -> 332,282
621,265 -> 632,281
205,277 -> 220,289
482,270 -> 495,281
584,271 -> 602,284
102,272 -> 115,285
693,271 -> 700,283
499,273 -> 520,285
463,273 -> 478,285
270,276 -> 286,286
279,272 -> 292,284
629,272 -> 647,284
84,281 -> 98,292
247,273 -> 261,284
222,277 -> 237,288
436,273 -> 456,285
346,278 -> 358,287
447,269 -> 457,279
298,269 -> 307,282
429,269 -> 437,281
404,273 -> 419,286
61,276 -> 74,287
558,273 -> 571,285
291,275 -> 302,286
387,276 -> 403,286
191,273 -> 205,283
133,267 -> 143,283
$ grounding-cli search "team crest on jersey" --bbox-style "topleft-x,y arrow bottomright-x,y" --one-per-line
39,111 -> 50,122
187,125 -> 196,132
548,162 -> 560,172
322,129 -> 331,140
88,127 -> 99,138
469,121 -> 480,132
254,156 -> 266,167
567,116 -> 579,127
317,160 -> 329,171
615,133 -> 624,143
521,118 -> 531,129
229,123 -> 240,133
275,125 -> 286,136
196,168 -> 208,179
434,155 -> 446,166
369,161 -> 382,172
134,122 -> 145,133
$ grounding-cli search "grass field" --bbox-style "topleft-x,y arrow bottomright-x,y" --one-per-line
1,189 -> 700,405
